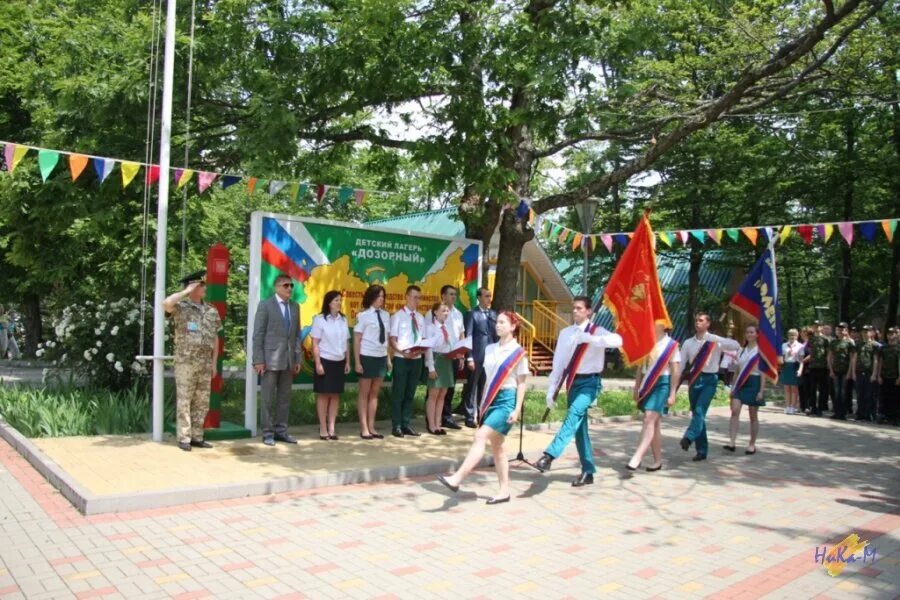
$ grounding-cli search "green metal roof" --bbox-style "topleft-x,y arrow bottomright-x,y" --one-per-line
367,208 -> 464,237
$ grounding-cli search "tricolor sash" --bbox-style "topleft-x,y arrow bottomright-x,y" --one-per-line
733,350 -> 760,393
552,322 -> 598,401
479,346 -> 526,418
687,340 -> 715,385
638,338 -> 679,403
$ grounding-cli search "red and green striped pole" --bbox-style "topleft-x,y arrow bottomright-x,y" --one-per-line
203,243 -> 229,429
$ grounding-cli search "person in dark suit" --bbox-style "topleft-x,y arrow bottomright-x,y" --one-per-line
459,287 -> 499,427
252,274 -> 302,446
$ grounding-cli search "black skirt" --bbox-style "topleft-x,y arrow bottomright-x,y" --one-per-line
314,357 -> 346,394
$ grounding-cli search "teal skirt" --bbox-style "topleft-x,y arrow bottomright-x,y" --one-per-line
779,362 -> 799,386
481,388 -> 517,436
426,354 -> 455,389
641,375 -> 670,415
735,375 -> 766,406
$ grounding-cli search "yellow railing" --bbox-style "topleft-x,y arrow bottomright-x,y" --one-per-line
515,312 -> 536,369
532,300 -> 569,351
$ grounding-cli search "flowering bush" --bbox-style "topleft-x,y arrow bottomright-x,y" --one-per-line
39,299 -> 151,391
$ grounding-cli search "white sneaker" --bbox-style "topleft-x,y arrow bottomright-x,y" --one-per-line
784,407 -> 790,414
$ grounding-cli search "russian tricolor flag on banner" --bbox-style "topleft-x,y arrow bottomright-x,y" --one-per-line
729,242 -> 783,383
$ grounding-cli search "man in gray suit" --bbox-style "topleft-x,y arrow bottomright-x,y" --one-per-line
253,274 -> 302,446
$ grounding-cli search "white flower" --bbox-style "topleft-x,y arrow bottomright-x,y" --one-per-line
131,361 -> 145,374
37,342 -> 44,349
60,353 -> 67,363
110,326 -> 119,336
99,322 -> 106,331
91,347 -> 99,355
48,341 -> 56,348
94,328 -> 101,335
95,340 -> 102,348
83,350 -> 93,361
114,361 -> 124,373
105,353 -> 115,363
35,349 -> 44,357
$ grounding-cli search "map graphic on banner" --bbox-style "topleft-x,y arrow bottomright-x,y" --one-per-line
247,212 -> 482,386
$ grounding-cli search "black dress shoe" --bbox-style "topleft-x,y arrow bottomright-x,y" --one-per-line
360,434 -> 374,440
745,448 -> 757,455
274,433 -> 298,444
437,429 -> 447,435
436,474 -> 459,493
723,445 -> 736,452
645,463 -> 663,472
534,453 -> 554,473
329,435 -> 339,441
189,440 -> 213,449
486,496 -> 510,505
178,442 -> 191,452
392,427 -> 405,438
442,419 -> 462,430
680,437 -> 691,451
319,435 -> 329,441
692,454 -> 707,462
464,420 -> 477,428
401,427 -> 421,437
572,473 -> 594,487
426,428 -> 441,435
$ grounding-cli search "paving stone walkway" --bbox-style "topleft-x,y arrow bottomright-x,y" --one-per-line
1,407 -> 898,599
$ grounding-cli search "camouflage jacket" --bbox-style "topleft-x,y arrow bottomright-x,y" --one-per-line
808,334 -> 830,368
172,300 -> 221,361
829,338 -> 855,374
855,340 -> 878,373
879,342 -> 900,380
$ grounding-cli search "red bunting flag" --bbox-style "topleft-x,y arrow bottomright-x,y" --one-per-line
316,184 -> 327,202
797,224 -> 813,244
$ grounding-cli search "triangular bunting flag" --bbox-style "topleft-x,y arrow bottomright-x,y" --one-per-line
121,161 -> 140,188
197,171 -> 217,192
571,233 -> 583,251
298,183 -> 309,199
38,149 -> 60,182
550,225 -> 562,240
221,175 -> 241,189
859,222 -> 877,242
797,225 -> 813,244
93,158 -> 115,183
706,229 -> 722,245
601,234 -> 613,252
528,209 -> 535,226
69,154 -> 89,181
339,185 -> 354,205
742,227 -> 758,245
882,219 -> 896,242
515,199 -> 530,219
585,236 -> 595,253
316,184 -> 327,202
288,182 -> 299,200
144,165 -> 160,186
838,222 -> 853,245
678,230 -> 689,245
614,233 -> 629,248
559,228 -> 571,244
268,180 -> 287,196
246,177 -> 258,194
176,169 -> 194,189
726,228 -> 739,243
690,230 -> 706,244
4,144 -> 28,172
659,232 -> 672,247
778,225 -> 792,245
355,189 -> 366,206
822,223 -> 834,242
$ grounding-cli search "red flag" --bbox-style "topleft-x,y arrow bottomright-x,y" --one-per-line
797,224 -> 814,245
602,213 -> 671,365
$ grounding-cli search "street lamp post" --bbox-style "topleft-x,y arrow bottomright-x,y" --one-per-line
574,197 -> 600,297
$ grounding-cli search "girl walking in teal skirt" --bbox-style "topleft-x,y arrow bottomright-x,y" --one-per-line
725,324 -> 768,455
627,324 -> 681,472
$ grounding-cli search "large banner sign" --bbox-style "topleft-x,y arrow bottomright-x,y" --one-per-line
244,212 -> 482,428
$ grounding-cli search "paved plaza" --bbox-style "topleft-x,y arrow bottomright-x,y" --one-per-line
0,406 -> 898,599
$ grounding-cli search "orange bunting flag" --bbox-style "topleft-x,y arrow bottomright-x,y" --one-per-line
882,219 -> 896,243
742,227 -> 758,246
69,154 -> 89,181
602,213 -> 671,365
572,232 -> 583,251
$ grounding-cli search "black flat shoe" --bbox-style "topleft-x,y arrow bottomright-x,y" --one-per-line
360,434 -> 374,440
329,435 -> 339,441
745,448 -> 757,455
646,463 -> 663,472
486,496 -> 510,505
437,429 -> 447,435
626,464 -> 637,471
723,445 -> 736,452
436,475 -> 459,494
426,428 -> 441,435
319,435 -> 329,441
371,432 -> 384,439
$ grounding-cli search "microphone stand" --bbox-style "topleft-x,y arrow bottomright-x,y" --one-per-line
508,406 -> 549,471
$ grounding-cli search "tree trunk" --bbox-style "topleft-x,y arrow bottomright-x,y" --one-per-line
493,210 -> 533,312
22,293 -> 41,357
838,116 -> 855,323
887,234 -> 900,331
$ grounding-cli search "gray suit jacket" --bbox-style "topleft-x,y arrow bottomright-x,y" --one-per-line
252,295 -> 301,370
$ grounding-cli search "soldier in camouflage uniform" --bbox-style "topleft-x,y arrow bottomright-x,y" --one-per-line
827,322 -> 856,420
807,321 -> 831,417
875,327 -> 900,425
853,325 -> 879,422
163,270 -> 222,451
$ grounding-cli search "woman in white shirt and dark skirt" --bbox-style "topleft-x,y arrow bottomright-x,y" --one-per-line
353,285 -> 391,440
424,302 -> 458,435
779,328 -> 802,414
436,312 -> 528,505
725,324 -> 767,455
311,290 -> 351,440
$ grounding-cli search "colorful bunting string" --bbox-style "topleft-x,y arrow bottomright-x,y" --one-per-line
0,139 -> 390,204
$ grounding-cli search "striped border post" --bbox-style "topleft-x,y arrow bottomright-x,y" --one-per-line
204,243 -> 229,429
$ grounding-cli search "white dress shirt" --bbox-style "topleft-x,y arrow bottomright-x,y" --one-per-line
353,307 -> 389,358
782,341 -> 803,363
680,333 -> 740,374
546,322 -> 623,399
735,346 -> 762,376
390,306 -> 426,352
424,318 -> 459,371
448,306 -> 465,340
310,313 -> 349,361
482,340 -> 530,393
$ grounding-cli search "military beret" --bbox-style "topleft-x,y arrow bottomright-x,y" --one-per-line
179,270 -> 206,287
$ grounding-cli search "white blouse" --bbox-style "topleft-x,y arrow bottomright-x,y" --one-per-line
735,346 -> 762,376
782,341 -> 803,363
353,307 -> 390,358
310,314 -> 349,362
424,317 -> 460,370
482,340 -> 529,395
639,335 -> 681,389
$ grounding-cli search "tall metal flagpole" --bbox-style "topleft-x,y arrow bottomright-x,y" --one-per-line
152,0 -> 178,442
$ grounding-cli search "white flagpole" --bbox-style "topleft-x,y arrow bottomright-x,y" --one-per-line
151,0 -> 178,442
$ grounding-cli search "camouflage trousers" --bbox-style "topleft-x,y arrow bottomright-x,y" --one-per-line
174,359 -> 212,443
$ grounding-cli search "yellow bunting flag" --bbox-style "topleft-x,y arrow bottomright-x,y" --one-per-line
659,232 -> 672,247
120,161 -> 140,188
779,225 -> 792,244
69,154 -> 89,181
4,144 -> 29,172
742,227 -> 758,245
177,169 -> 194,189
823,223 -> 834,242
